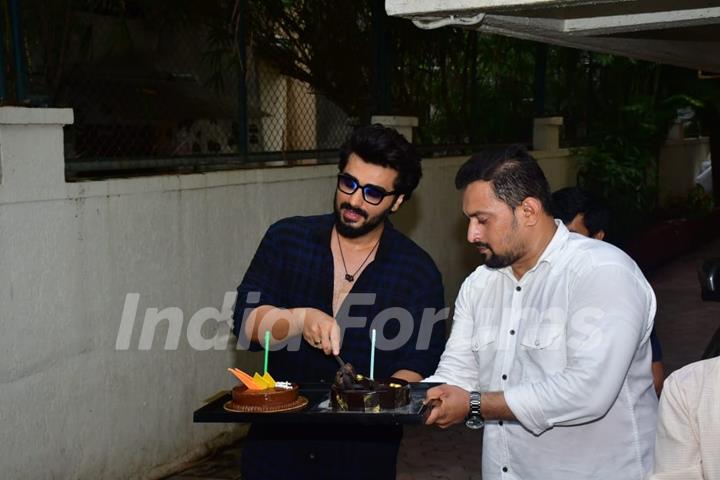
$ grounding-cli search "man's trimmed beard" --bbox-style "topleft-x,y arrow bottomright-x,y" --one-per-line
474,242 -> 522,269
334,200 -> 393,239
476,213 -> 522,269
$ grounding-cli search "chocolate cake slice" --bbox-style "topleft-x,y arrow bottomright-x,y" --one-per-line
330,363 -> 410,412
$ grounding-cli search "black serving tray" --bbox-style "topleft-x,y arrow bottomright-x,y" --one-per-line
193,382 -> 440,426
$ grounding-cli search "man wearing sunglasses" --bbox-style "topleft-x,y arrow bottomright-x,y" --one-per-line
232,124 -> 447,480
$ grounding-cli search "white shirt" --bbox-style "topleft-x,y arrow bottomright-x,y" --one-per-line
651,356 -> 720,480
426,222 -> 658,480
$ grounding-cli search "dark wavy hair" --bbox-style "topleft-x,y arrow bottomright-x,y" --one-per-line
455,144 -> 552,212
338,124 -> 422,200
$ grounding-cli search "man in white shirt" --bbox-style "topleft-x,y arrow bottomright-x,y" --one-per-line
650,356 -> 720,480
423,145 -> 658,480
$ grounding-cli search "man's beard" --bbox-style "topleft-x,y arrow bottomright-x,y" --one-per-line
334,201 -> 392,239
473,226 -> 523,269
474,241 -> 522,269
475,212 -> 523,269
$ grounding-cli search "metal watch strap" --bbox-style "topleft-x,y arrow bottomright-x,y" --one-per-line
465,391 -> 484,429
469,391 -> 482,417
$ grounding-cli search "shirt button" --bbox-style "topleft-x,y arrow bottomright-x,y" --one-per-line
502,374 -> 507,380
309,453 -> 316,460
509,329 -> 516,335
498,420 -> 504,426
503,466 -> 509,472
535,340 -> 540,346
515,286 -> 522,292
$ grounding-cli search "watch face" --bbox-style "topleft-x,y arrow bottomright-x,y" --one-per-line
465,416 -> 484,430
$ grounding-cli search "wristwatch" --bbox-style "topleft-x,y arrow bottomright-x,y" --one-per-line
465,391 -> 484,429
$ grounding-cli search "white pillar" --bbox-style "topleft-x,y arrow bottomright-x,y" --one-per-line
658,137 -> 711,206
0,107 -> 74,190
371,115 -> 419,142
533,116 -> 563,151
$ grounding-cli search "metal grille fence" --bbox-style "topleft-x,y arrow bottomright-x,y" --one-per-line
16,2 -> 355,178
11,1 -> 535,180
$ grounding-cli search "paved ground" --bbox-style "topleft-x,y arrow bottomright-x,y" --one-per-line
165,238 -> 720,480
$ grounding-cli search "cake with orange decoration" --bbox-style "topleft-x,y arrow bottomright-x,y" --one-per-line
226,368 -> 306,413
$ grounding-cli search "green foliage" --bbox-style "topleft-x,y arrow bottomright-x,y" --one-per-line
397,32 -> 536,145
20,0 -> 720,158
666,184 -> 715,219
686,184 -> 715,216
576,140 -> 658,241
22,0 -> 228,102
576,92 -> 708,242
240,0 -> 539,144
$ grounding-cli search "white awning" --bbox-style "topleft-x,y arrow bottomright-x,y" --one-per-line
386,1 -> 720,72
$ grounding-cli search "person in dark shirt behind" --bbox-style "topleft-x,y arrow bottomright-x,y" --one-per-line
232,124 -> 447,480
552,186 -> 665,395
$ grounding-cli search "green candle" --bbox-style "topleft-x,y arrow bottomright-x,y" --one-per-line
370,329 -> 376,380
264,330 -> 270,375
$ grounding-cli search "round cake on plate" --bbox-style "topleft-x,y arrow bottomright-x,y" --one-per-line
227,382 -> 305,413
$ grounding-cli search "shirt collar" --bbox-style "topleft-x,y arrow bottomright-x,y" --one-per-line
535,219 -> 569,267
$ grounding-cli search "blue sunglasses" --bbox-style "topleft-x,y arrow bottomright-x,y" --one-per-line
337,173 -> 398,205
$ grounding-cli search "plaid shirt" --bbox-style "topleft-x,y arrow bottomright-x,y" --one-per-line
233,214 -> 446,480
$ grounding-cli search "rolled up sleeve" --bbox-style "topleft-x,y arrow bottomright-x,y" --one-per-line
424,278 -> 481,392
505,264 -> 654,435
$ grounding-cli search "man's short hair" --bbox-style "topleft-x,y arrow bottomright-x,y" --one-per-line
455,144 -> 552,212
339,124 -> 422,200
551,187 -> 610,237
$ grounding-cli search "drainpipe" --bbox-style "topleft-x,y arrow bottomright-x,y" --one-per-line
8,0 -> 28,103
372,0 -> 391,115
534,44 -> 547,117
0,7 -> 6,103
236,0 -> 248,158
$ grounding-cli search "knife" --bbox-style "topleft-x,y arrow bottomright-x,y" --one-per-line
334,355 -> 347,368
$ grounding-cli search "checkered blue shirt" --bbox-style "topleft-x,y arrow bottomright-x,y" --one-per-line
232,214 -> 446,480
233,213 -> 446,380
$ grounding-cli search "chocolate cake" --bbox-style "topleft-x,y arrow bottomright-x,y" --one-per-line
230,383 -> 300,412
330,363 -> 411,412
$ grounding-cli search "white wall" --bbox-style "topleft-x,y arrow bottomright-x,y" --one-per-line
658,137 -> 711,205
0,107 -> 579,479
0,108 -> 334,478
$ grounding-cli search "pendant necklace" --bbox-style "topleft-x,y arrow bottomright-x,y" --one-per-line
336,229 -> 380,282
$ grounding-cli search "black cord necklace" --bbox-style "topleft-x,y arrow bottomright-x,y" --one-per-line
336,229 -> 380,282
